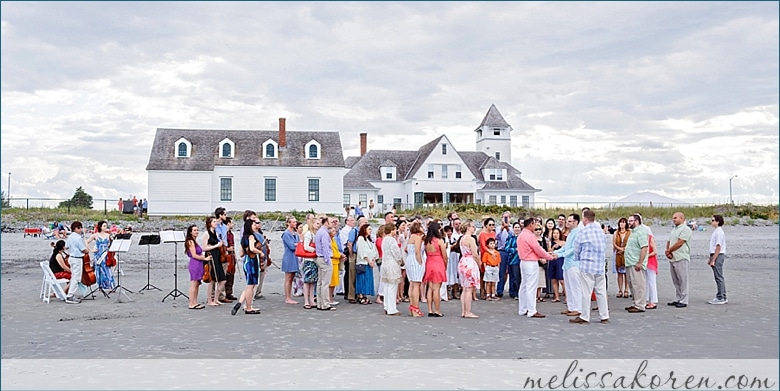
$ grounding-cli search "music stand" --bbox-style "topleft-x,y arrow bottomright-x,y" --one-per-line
161,230 -> 188,302
138,233 -> 162,292
108,235 -> 134,303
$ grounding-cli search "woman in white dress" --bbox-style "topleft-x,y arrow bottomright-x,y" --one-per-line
380,223 -> 404,315
404,221 -> 425,317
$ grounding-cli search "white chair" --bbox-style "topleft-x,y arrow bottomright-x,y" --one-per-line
39,261 -> 68,303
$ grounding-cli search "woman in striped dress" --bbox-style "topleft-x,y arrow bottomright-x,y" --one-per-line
404,221 -> 425,316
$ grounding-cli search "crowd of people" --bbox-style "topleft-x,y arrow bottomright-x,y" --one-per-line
53,207 -> 730,321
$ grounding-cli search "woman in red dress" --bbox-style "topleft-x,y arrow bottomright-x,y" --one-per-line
422,221 -> 448,317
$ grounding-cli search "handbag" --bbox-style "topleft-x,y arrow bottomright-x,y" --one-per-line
355,263 -> 367,274
295,242 -> 317,258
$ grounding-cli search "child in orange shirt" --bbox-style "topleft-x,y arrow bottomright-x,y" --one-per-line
481,238 -> 501,301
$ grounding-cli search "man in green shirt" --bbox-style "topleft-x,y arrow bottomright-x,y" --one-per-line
623,214 -> 648,313
666,212 -> 693,308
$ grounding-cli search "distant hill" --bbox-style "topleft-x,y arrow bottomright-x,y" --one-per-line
611,191 -> 690,207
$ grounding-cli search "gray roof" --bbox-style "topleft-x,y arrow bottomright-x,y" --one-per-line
379,159 -> 397,167
459,152 -> 539,191
146,128 -> 345,171
345,156 -> 361,169
344,136 -> 538,192
475,104 -> 511,131
343,150 -> 419,189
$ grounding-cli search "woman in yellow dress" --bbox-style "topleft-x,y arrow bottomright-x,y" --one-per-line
328,226 -> 341,306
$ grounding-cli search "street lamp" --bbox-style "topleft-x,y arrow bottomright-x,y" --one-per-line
729,175 -> 737,204
6,172 -> 9,199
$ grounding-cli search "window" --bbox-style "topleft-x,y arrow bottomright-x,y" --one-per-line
386,172 -> 392,179
175,138 -> 191,158
304,140 -> 321,159
262,139 -> 278,159
220,178 -> 232,202
497,170 -> 503,180
500,195 -> 506,204
219,138 -> 235,158
377,195 -> 384,204
442,144 -> 447,155
393,198 -> 402,208
343,194 -> 350,207
264,178 -> 276,202
493,127 -> 501,135
477,129 -> 482,137
495,151 -> 501,160
308,179 -> 319,201
455,165 -> 462,179
522,195 -> 530,208
489,173 -> 496,181
441,165 -> 448,179
510,195 -> 518,207
427,164 -> 434,179
359,194 -> 367,205
489,195 -> 497,205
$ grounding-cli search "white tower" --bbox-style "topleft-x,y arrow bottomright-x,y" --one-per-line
475,104 -> 512,163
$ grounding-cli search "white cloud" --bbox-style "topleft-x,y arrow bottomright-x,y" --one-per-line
1,2 -> 778,206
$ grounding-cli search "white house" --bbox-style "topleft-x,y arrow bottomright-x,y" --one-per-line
145,119 -> 346,215
343,104 -> 540,212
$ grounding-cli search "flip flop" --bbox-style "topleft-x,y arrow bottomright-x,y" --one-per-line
189,303 -> 205,310
244,309 -> 261,314
303,304 -> 313,309
231,302 -> 242,316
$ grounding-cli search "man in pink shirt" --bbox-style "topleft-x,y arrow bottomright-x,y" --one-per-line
517,218 -> 555,318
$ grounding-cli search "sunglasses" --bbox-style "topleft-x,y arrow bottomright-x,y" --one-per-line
534,228 -> 542,232
487,223 -> 495,227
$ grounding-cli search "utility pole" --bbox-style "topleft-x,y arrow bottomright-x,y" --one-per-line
729,175 -> 737,204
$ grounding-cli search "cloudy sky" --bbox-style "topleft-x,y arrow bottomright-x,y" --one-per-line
2,2 -> 777,207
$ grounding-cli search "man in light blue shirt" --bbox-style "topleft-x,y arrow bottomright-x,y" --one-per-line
314,216 -> 335,311
571,210 -> 608,324
553,213 -> 582,316
65,221 -> 88,303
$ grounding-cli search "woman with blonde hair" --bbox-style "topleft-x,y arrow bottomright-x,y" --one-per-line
355,224 -> 378,305
404,221 -> 426,316
457,221 -> 481,318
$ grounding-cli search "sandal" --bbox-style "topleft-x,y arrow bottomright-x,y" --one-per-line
462,313 -> 479,319
188,303 -> 205,310
303,304 -> 313,309
363,299 -> 372,305
552,299 -> 561,303
244,309 -> 262,314
623,291 -> 630,298
617,292 -> 623,298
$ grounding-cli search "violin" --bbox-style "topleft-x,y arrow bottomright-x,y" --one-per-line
81,253 -> 97,286
106,252 -> 117,267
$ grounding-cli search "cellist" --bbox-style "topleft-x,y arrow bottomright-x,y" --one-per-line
64,221 -> 88,304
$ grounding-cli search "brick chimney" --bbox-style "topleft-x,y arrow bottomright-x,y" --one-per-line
279,118 -> 287,148
360,132 -> 367,156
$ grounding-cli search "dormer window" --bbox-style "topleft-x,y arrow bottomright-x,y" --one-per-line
175,137 -> 191,158
305,140 -> 321,160
262,139 -> 278,159
485,168 -> 505,181
219,138 -> 235,158
493,127 -> 501,135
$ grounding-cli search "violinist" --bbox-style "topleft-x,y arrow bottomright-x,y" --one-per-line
64,221 -> 88,304
214,207 -> 235,303
85,221 -> 116,291
49,240 -> 72,296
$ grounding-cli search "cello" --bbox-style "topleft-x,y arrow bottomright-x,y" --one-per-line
81,253 -> 97,286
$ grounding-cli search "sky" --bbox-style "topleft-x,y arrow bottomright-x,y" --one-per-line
2,2 -> 778,207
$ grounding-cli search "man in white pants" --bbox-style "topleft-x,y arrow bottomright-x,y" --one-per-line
553,213 -> 582,317
570,210 -> 609,324
517,218 -> 554,318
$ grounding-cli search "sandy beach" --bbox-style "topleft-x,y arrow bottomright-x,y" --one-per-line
2,223 -> 777,360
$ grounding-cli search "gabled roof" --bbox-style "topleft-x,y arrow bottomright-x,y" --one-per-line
459,151 -> 538,191
404,135 -> 445,180
146,128 -> 345,171
345,156 -> 361,169
380,159 -> 397,167
475,104 -> 510,131
343,150 -> 419,189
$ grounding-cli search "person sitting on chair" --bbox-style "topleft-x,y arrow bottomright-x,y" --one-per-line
49,240 -> 72,295
53,222 -> 68,240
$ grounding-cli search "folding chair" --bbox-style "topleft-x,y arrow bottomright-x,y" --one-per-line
40,261 -> 68,303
